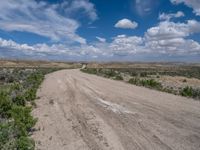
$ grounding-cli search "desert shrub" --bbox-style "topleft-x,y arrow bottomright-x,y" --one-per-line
11,82 -> 23,91
131,72 -> 137,76
81,68 -> 118,78
180,86 -> 200,99
26,72 -> 44,89
6,75 -> 15,83
114,75 -> 123,80
128,78 -> 140,85
81,67 -> 200,100
161,87 -> 177,94
180,86 -> 193,97
140,72 -> 147,77
0,76 -> 5,81
192,88 -> 200,99
0,91 -> 12,118
81,68 -> 97,74
0,68 -> 58,149
145,79 -> 161,88
10,83 -> 26,106
129,78 -> 162,89
103,69 -> 116,77
0,122 -> 17,150
24,88 -> 37,101
11,106 -> 37,136
12,94 -> 26,106
140,79 -> 158,88
16,136 -> 35,150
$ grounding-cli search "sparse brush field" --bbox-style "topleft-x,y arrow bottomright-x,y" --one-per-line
0,68 -> 60,150
81,64 -> 200,100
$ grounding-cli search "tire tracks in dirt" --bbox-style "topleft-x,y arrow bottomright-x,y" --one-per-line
32,69 -> 200,150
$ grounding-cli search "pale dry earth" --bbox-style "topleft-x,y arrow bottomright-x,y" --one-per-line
0,60 -> 81,68
32,69 -> 200,150
159,76 -> 200,89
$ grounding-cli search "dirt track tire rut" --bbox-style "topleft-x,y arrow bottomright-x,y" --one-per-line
32,69 -> 200,150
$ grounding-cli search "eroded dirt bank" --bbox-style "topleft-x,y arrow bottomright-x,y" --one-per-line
32,69 -> 200,150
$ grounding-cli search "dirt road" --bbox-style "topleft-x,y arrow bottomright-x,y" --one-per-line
32,69 -> 200,150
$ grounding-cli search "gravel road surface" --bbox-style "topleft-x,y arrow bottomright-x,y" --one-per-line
32,69 -> 200,150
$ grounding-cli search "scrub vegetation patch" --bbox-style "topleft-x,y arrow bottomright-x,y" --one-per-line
81,64 -> 200,100
0,68 -> 59,150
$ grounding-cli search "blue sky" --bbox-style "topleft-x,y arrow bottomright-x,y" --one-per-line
0,0 -> 200,62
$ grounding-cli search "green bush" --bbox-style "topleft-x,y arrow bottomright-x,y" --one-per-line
0,68 -> 58,149
129,78 -> 162,89
192,89 -> 200,99
26,73 -> 43,89
104,69 -> 116,77
114,75 -> 123,80
24,88 -> 37,101
81,67 -> 200,100
180,86 -> 200,99
12,94 -> 26,106
0,91 -> 12,118
11,106 -> 37,136
162,87 -> 176,94
16,136 -> 35,150
128,78 -> 140,85
140,72 -> 147,77
145,79 -> 161,88
0,122 -> 16,149
131,72 -> 137,76
180,86 -> 193,97
81,68 -> 97,74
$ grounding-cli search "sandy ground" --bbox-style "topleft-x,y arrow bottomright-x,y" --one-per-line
32,69 -> 200,150
159,76 -> 200,89
0,60 -> 81,68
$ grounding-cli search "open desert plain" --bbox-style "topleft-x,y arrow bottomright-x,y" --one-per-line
1,0 -> 200,150
29,63 -> 200,150
0,61 -> 200,150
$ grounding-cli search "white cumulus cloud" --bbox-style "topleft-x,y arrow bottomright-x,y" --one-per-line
146,20 -> 200,40
115,19 -> 138,29
109,35 -> 144,56
170,0 -> 200,16
145,20 -> 200,55
159,11 -> 185,20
